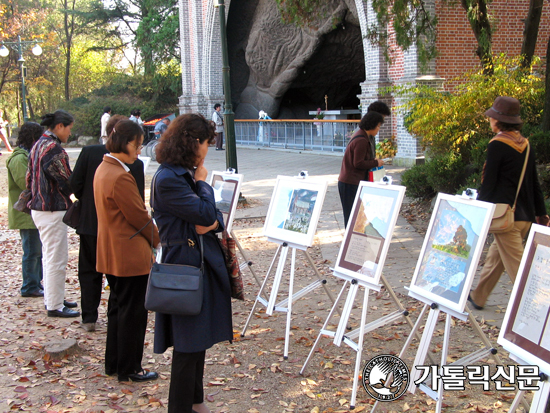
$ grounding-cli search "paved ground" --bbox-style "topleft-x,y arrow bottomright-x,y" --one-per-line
61,145 -> 512,328
124,145 -> 510,328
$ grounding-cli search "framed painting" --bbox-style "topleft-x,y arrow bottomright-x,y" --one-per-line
210,171 -> 243,234
498,225 -> 550,374
263,175 -> 328,247
333,182 -> 405,286
408,193 -> 495,313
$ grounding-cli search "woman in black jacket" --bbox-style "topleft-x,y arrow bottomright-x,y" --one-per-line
469,96 -> 549,310
152,114 -> 232,413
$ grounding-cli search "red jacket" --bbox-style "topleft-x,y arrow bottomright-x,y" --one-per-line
338,130 -> 378,185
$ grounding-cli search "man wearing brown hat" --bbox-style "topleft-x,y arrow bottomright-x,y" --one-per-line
469,96 -> 549,310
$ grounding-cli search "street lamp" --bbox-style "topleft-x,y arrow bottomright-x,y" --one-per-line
214,0 -> 238,172
0,36 -> 43,123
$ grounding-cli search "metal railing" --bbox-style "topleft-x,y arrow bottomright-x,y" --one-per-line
234,119 -> 360,153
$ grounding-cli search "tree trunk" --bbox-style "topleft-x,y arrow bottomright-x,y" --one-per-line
542,35 -> 550,132
460,0 -> 493,75
520,0 -> 544,68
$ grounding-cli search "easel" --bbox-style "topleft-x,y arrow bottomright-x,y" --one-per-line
300,272 -> 426,409
369,289 -> 505,413
241,238 -> 338,359
507,355 -> 549,413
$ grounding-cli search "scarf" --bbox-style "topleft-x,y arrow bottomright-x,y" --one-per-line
489,131 -> 528,153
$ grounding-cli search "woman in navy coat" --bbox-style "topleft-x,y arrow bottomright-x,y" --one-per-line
152,113 -> 233,413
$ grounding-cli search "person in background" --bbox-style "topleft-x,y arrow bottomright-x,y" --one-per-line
212,103 -> 224,150
154,117 -> 170,140
152,114 -> 233,413
94,119 -> 159,382
100,106 -> 111,145
338,111 -> 386,227
469,96 -> 549,310
7,122 -> 44,298
70,115 -> 145,332
129,109 -> 144,127
0,109 -> 13,153
367,101 -> 391,118
27,110 -> 79,318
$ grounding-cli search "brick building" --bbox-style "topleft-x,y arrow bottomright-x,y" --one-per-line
178,0 -> 550,165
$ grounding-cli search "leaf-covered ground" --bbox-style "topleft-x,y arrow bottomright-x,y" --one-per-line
0,165 -> 532,413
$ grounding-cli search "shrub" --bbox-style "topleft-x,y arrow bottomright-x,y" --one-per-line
401,163 -> 434,200
529,131 -> 550,164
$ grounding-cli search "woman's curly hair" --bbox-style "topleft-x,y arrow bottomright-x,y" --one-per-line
156,114 -> 216,168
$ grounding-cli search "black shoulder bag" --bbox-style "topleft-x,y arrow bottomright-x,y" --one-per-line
143,171 -> 204,316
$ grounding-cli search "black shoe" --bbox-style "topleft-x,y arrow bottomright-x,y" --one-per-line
64,300 -> 77,308
47,306 -> 80,318
216,148 -> 224,151
118,369 -> 159,382
468,293 -> 484,310
21,289 -> 44,297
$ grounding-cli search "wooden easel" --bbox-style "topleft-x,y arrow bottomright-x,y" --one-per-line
241,239 -> 338,359
300,273 -> 425,409
369,290 -> 505,413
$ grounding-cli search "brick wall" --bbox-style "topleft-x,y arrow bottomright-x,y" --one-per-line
435,0 -> 550,89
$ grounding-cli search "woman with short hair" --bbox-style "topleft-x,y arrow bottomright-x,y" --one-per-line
7,122 -> 44,297
94,119 -> 160,382
27,110 -> 79,318
152,113 -> 233,413
338,111 -> 385,227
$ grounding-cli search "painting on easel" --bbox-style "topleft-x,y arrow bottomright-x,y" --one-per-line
210,171 -> 243,234
333,182 -> 405,286
499,225 -> 550,374
409,193 -> 494,313
263,175 -> 328,247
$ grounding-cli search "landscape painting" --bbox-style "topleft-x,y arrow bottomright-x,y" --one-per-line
333,182 -> 405,286
409,193 -> 494,313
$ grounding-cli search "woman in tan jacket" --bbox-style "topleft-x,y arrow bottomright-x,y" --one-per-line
94,120 -> 160,382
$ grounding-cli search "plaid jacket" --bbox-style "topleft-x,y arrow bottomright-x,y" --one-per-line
26,132 -> 72,211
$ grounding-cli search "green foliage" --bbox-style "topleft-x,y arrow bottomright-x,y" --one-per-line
59,70 -> 180,137
399,55 -> 545,164
539,165 -> 550,204
401,162 -> 434,200
529,130 -> 550,164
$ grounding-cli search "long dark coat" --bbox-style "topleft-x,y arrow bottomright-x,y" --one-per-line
151,163 -> 233,354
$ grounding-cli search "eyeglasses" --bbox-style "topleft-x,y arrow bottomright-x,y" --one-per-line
132,143 -> 143,151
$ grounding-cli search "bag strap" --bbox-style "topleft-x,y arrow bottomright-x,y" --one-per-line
149,168 -> 204,267
511,142 -> 530,211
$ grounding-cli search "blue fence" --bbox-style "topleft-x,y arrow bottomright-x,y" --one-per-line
234,119 -> 360,153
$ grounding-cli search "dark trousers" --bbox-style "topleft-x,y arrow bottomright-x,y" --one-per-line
338,181 -> 359,228
78,234 -> 103,323
105,273 -> 149,378
215,132 -> 224,149
20,229 -> 43,295
168,350 -> 206,413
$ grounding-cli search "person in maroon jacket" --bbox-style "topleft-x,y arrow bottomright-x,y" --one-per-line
338,111 -> 385,227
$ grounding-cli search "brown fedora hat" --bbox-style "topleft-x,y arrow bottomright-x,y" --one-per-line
484,96 -> 522,124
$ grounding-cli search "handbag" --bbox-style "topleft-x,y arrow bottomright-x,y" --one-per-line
62,200 -> 81,229
13,189 -> 32,214
143,171 -> 204,315
489,143 -> 530,234
145,237 -> 204,316
220,230 -> 244,300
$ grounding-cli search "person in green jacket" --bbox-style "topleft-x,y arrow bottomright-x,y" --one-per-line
7,122 -> 44,297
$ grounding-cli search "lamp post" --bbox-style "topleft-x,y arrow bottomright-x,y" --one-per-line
0,36 -> 43,123
214,0 -> 238,172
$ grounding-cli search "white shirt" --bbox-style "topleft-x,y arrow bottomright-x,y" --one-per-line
106,154 -> 130,172
101,113 -> 110,138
